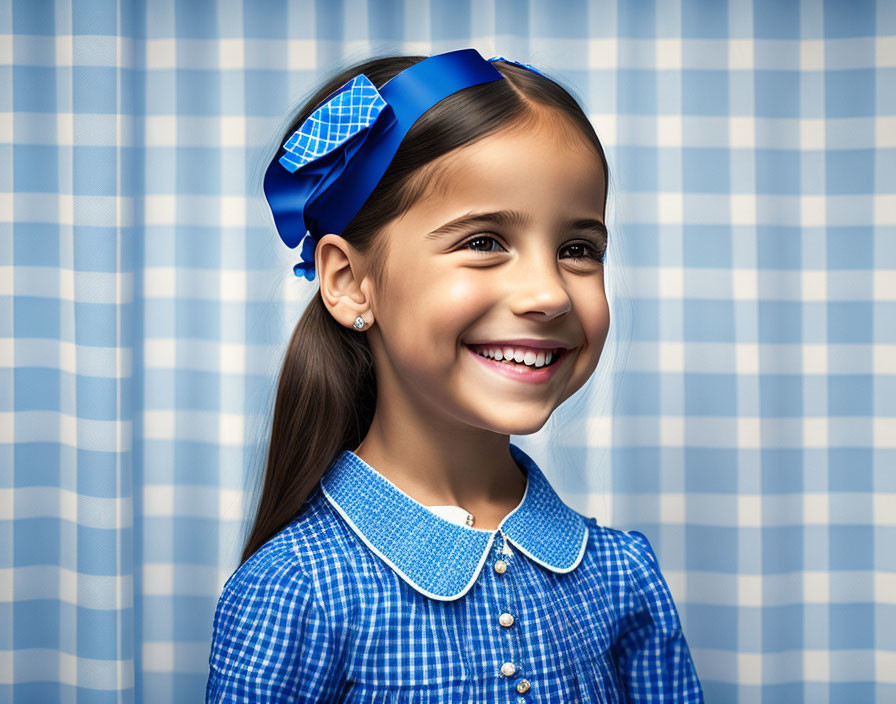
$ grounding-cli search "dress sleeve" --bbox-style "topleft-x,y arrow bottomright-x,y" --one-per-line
205,549 -> 344,704
612,529 -> 705,703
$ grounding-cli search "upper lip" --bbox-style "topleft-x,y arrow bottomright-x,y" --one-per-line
465,338 -> 573,350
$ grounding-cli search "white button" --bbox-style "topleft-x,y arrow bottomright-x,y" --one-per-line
494,560 -> 507,573
501,661 -> 516,676
499,612 -> 514,627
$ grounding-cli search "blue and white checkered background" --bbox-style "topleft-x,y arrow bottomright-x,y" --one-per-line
1,0 -> 892,702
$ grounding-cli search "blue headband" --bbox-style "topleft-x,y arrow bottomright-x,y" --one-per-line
262,48 -> 549,280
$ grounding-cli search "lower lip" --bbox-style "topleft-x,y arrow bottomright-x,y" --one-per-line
465,345 -> 570,384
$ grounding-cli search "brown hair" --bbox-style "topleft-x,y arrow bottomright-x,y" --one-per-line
240,53 -> 610,566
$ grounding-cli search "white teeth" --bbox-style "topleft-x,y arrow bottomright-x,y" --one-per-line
470,344 -> 560,369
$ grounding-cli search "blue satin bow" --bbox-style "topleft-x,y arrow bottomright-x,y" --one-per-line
283,73 -> 387,280
276,55 -> 549,281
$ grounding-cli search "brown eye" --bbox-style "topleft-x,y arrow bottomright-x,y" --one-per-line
460,234 -> 606,263
461,235 -> 506,254
562,241 -> 605,263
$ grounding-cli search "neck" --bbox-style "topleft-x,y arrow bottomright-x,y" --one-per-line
353,414 -> 526,517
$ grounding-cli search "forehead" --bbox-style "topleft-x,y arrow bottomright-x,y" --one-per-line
414,115 -> 606,221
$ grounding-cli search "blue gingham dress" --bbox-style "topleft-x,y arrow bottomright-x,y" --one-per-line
206,443 -> 704,703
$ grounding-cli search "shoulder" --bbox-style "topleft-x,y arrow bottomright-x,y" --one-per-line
219,484 -> 365,617
581,516 -> 683,635
208,490 -> 352,701
212,487 -> 353,644
585,518 -> 660,572
574,514 -> 644,561
215,522 -> 320,625
227,485 -> 356,591
579,515 -> 661,570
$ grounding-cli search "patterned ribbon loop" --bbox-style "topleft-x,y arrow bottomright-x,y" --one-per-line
279,74 -> 388,174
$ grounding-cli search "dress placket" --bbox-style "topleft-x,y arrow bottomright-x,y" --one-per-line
493,529 -> 535,702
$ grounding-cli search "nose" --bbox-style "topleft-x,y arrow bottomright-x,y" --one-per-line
507,253 -> 573,321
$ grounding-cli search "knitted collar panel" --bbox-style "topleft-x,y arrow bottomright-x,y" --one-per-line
320,442 -> 590,601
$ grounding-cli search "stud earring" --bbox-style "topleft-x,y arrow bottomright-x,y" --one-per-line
353,315 -> 366,330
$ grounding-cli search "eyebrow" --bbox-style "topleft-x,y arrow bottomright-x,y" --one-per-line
424,209 -> 608,240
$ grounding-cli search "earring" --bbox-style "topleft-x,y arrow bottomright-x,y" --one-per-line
353,315 -> 366,330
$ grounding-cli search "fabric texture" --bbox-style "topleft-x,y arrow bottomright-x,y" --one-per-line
206,444 -> 704,702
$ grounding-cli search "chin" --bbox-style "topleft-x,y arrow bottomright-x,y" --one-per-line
472,410 -> 554,437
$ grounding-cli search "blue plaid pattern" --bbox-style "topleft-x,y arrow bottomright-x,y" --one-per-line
5,1 -> 892,701
206,444 -> 704,702
278,74 -> 387,174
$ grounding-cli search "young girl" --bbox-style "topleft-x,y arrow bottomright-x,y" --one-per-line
206,48 -> 704,703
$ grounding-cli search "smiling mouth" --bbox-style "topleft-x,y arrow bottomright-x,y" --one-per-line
464,344 -> 567,371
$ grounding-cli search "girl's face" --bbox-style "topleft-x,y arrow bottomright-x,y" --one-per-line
364,113 -> 610,436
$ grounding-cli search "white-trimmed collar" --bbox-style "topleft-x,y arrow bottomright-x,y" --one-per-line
320,442 -> 589,601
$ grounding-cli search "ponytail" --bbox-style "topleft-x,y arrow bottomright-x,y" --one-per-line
239,292 -> 375,565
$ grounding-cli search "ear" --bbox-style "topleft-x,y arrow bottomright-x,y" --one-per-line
315,234 -> 375,330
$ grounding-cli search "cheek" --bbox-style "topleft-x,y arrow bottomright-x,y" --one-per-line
396,270 -> 491,333
382,269 -> 492,362
432,276 -> 499,345
575,278 -> 611,345
440,276 -> 489,315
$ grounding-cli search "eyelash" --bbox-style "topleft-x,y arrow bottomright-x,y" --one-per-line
459,234 -> 606,264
